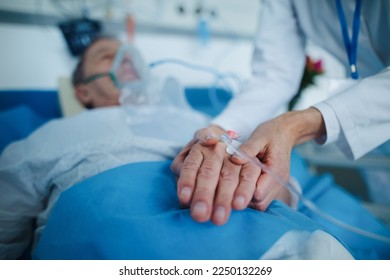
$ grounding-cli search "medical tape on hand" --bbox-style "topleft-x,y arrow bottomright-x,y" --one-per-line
220,131 -> 242,156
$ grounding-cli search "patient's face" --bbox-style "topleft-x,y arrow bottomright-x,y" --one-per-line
83,39 -> 121,108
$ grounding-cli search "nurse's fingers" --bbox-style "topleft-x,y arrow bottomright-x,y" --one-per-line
211,158 -> 240,225
190,142 -> 226,222
232,160 -> 261,210
251,173 -> 282,211
227,137 -> 265,210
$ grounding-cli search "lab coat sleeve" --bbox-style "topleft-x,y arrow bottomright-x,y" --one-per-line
212,0 -> 306,138
314,68 -> 390,160
0,139 -> 50,259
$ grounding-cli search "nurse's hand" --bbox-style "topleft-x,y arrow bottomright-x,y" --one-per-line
232,108 -> 326,210
231,117 -> 294,211
171,125 -> 261,225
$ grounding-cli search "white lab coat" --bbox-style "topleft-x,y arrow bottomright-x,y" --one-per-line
0,106 -> 208,259
213,0 -> 390,160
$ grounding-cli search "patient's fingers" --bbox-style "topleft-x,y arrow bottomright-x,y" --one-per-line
211,158 -> 240,225
171,138 -> 198,177
190,142 -> 226,222
176,143 -> 204,207
195,127 -> 220,146
171,127 -> 219,177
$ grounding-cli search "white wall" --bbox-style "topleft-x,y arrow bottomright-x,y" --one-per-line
0,0 -> 260,38
0,21 -> 344,109
0,23 -> 76,89
0,23 -> 253,90
135,33 -> 253,89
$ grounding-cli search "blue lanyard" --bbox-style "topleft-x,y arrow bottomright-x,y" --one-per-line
336,0 -> 362,79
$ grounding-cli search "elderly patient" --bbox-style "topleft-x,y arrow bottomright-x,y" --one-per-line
0,37 -> 208,259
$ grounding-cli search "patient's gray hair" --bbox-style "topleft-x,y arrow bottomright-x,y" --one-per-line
71,34 -> 117,86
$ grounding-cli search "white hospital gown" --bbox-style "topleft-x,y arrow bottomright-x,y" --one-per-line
0,106 -> 209,259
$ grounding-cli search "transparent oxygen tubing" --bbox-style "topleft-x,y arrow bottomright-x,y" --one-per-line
148,58 -> 243,88
219,134 -> 390,244
148,58 -> 243,110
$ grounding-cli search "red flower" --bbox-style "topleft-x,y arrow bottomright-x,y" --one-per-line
288,55 -> 325,110
306,56 -> 324,74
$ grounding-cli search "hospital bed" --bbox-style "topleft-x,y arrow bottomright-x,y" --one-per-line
0,87 -> 389,260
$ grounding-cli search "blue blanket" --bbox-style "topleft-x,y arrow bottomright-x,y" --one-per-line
34,161 -> 329,260
34,157 -> 390,259
0,106 -> 48,154
290,154 -> 390,259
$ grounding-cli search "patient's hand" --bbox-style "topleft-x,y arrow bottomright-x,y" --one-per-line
171,125 -> 260,225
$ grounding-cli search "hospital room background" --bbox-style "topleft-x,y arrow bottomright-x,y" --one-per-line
0,0 -> 389,259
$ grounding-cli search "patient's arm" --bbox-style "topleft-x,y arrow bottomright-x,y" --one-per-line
0,142 -> 44,259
